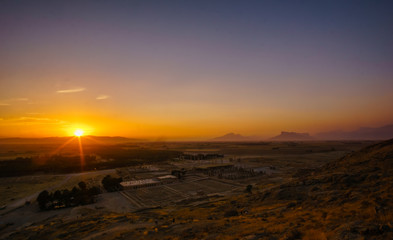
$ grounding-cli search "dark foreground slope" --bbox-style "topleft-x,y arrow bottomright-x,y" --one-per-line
3,140 -> 393,240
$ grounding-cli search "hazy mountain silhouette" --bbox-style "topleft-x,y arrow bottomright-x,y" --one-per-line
316,124 -> 393,140
270,131 -> 313,141
210,133 -> 257,142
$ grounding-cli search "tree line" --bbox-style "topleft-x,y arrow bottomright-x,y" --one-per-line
0,148 -> 181,177
180,153 -> 224,160
37,182 -> 101,210
37,175 -> 125,211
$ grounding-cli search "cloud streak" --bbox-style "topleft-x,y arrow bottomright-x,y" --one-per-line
0,117 -> 66,126
0,98 -> 30,106
56,88 -> 85,93
10,98 -> 29,101
96,95 -> 109,100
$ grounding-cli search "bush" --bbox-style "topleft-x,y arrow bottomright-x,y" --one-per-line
102,175 -> 123,192
37,190 -> 49,210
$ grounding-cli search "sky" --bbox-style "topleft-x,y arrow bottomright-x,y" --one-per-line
1,0 -> 393,139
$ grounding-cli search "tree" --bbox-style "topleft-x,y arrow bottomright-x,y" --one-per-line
71,186 -> 81,205
102,175 -> 123,192
53,190 -> 62,200
37,190 -> 49,210
62,189 -> 71,207
78,181 -> 87,191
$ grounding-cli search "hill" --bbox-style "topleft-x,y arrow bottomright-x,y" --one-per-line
316,124 -> 393,140
270,131 -> 313,141
210,133 -> 257,142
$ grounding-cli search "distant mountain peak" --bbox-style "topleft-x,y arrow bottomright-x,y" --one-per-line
211,133 -> 255,142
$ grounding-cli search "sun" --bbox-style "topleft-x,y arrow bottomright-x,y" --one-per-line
74,129 -> 84,137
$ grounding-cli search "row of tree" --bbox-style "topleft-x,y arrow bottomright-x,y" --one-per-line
180,153 -> 224,160
1,147 -> 182,177
37,181 -> 101,210
37,175 -> 126,211
0,155 -> 96,177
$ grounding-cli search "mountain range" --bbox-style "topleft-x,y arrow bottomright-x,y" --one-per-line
210,133 -> 258,142
315,124 -> 393,140
211,124 -> 393,141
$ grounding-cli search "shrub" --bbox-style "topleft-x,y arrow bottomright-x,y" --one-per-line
102,175 -> 123,192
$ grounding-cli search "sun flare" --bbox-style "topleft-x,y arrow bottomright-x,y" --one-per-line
74,129 -> 84,137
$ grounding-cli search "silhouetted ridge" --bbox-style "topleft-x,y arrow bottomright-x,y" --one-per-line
316,124 -> 393,140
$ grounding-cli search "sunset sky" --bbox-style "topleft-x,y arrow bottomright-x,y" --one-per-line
1,1 -> 393,139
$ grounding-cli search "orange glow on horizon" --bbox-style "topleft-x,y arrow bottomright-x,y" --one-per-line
74,129 -> 84,137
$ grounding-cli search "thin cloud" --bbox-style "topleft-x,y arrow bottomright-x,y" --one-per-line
19,117 -> 56,122
27,112 -> 42,115
96,95 -> 109,100
56,88 -> 85,93
0,97 -> 29,106
10,98 -> 29,101
0,117 -> 66,126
